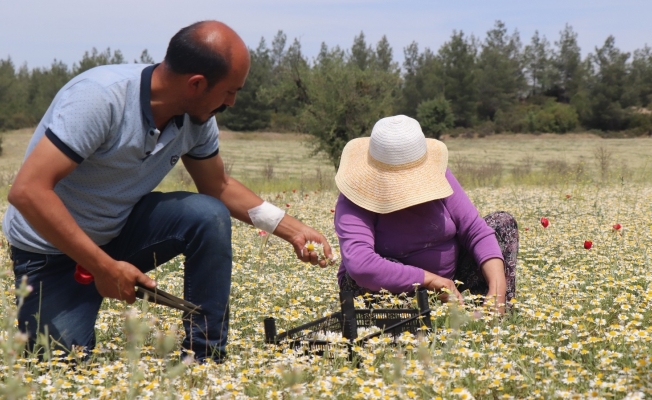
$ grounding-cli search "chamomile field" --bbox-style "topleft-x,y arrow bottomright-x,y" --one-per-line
1,129 -> 652,399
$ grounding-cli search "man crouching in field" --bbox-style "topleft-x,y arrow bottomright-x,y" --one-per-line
3,20 -> 332,363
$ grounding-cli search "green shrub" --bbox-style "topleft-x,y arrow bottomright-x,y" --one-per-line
269,112 -> 298,132
416,97 -> 455,139
546,101 -> 579,133
297,59 -> 400,169
628,111 -> 652,135
496,99 -> 579,133
494,107 -> 526,133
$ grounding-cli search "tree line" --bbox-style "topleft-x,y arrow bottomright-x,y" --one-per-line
0,48 -> 155,132
1,21 -> 651,167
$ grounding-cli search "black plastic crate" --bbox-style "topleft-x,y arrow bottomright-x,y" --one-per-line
263,288 -> 432,356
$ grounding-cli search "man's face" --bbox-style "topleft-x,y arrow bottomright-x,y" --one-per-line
187,67 -> 248,126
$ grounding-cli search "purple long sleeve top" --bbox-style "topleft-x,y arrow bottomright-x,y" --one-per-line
335,169 -> 503,293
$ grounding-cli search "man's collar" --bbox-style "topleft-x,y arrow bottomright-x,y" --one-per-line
140,64 -> 184,132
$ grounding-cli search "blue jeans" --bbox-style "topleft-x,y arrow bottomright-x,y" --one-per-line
11,191 -> 232,362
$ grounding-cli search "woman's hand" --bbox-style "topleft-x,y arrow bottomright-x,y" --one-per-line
423,271 -> 464,305
481,258 -> 507,315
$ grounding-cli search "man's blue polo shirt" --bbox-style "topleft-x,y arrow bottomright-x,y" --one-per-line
3,64 -> 220,254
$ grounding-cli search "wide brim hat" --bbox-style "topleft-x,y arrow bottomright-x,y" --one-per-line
335,115 -> 452,214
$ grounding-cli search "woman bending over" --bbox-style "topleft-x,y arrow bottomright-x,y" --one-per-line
334,115 -> 518,313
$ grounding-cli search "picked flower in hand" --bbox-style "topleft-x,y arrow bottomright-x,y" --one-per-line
304,241 -> 339,265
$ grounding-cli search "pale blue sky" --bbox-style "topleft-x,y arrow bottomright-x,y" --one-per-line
1,0 -> 650,69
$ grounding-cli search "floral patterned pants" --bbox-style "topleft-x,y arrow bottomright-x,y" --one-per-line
340,211 -> 519,303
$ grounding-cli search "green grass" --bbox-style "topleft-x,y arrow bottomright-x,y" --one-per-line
445,133 -> 652,172
3,128 -> 652,193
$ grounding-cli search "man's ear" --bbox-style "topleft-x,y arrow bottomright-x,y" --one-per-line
186,75 -> 208,96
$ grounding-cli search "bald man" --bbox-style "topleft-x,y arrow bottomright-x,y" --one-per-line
4,21 -> 332,363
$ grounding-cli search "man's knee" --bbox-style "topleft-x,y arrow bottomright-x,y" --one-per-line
180,194 -> 231,232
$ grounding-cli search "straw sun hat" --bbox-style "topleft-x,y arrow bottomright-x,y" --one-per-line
335,115 -> 452,214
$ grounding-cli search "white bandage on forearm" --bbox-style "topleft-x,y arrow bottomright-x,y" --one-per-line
247,201 -> 285,233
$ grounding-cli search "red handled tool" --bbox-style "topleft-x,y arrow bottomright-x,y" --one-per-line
74,264 -> 95,284
74,264 -> 201,315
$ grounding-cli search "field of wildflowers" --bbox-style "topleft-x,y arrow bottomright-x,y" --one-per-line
1,180 -> 651,399
0,130 -> 651,399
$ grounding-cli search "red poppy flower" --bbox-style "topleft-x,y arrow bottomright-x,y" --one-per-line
540,217 -> 549,228
330,209 -> 335,213
584,240 -> 593,250
292,189 -> 296,193
566,194 -> 571,199
613,223 -> 622,230
286,204 -> 291,207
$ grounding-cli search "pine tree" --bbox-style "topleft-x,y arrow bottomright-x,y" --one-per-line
349,32 -> 373,70
27,60 -> 71,123
476,21 -> 526,120
437,31 -> 478,127
372,35 -> 398,72
628,46 -> 652,107
270,30 -> 287,69
136,49 -> 155,64
588,36 -> 631,130
524,31 -> 553,97
73,47 -> 126,75
219,38 -> 273,131
400,42 -> 442,117
0,58 -> 27,130
550,24 -> 585,103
